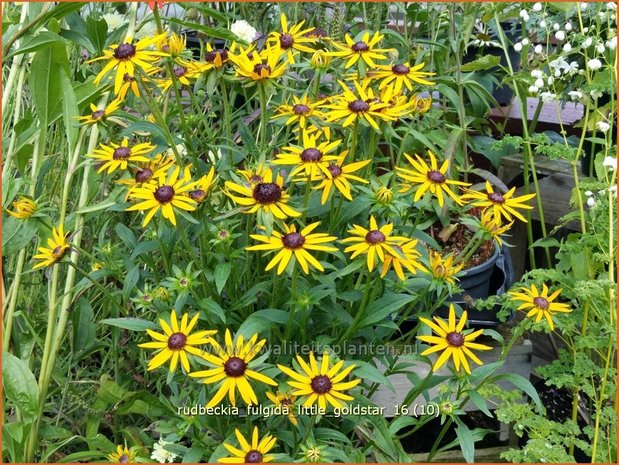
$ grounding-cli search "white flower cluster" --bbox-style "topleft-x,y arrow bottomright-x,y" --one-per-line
230,20 -> 258,43
151,439 -> 178,463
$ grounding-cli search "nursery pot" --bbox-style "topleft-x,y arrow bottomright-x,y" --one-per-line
452,245 -> 500,300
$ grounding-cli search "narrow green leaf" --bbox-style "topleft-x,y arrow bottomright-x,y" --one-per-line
455,419 -> 475,463
214,262 -> 231,295
461,54 -> 501,72
357,294 -> 415,329
100,317 -> 158,331
59,69 -> 79,149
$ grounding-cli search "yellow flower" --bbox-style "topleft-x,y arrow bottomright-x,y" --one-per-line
328,31 -> 390,69
479,209 -> 513,246
417,304 -> 492,374
115,153 -> 177,191
157,32 -> 186,57
380,239 -> 428,281
278,351 -> 360,410
311,153 -> 371,205
509,284 -> 572,331
231,44 -> 288,82
32,224 -> 70,270
272,94 -> 325,129
126,165 -> 198,227
268,13 -> 316,64
266,391 -> 298,426
187,166 -> 217,203
203,42 -> 233,69
157,60 -> 205,93
368,62 -> 435,94
219,427 -> 277,464
429,251 -> 463,285
341,215 -> 409,272
89,34 -> 168,95
190,330 -> 277,407
238,163 -> 270,187
411,93 -> 432,114
246,222 -> 338,275
460,181 -> 536,223
324,80 -> 392,131
225,167 -> 300,220
396,151 -> 470,207
77,98 -> 123,125
138,309 -> 217,373
375,186 -> 394,204
310,50 -> 331,69
108,444 -> 135,463
273,130 -> 341,178
88,138 -> 155,174
6,196 -> 36,219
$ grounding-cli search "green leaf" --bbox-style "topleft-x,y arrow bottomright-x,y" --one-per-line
460,55 -> 501,72
2,351 -> 39,422
99,317 -> 158,331
96,374 -> 128,404
357,294 -> 415,329
57,451 -> 105,463
59,69 -> 79,149
353,360 -> 394,391
29,42 -> 67,126
2,217 -> 39,257
123,266 -> 140,300
166,18 -> 239,43
467,390 -> 492,417
214,262 -> 231,295
4,31 -> 65,59
238,309 -> 289,338
86,16 -> 107,55
182,447 -> 204,463
14,143 -> 34,176
115,223 -> 137,250
198,298 -> 226,324
72,298 -> 95,353
492,372 -> 545,414
121,121 -> 172,143
455,419 -> 475,463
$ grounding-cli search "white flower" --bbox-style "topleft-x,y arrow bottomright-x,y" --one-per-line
555,31 -> 566,41
103,13 -> 125,31
522,38 -> 530,46
585,190 -> 594,197
583,37 -> 593,48
597,121 -> 611,133
597,43 -> 606,53
520,9 -> 530,21
590,90 -> 603,99
539,20 -> 547,28
568,90 -> 583,100
583,27 -> 589,33
547,76 -> 554,85
603,156 -> 617,170
587,196 -> 596,208
514,42 -> 523,52
565,22 -> 573,31
230,20 -> 258,43
533,2 -> 543,12
608,2 -> 617,10
151,439 -> 178,464
608,185 -> 617,197
587,58 -> 603,71
531,70 -> 543,78
562,44 -> 573,53
553,23 -> 560,31
540,92 -> 556,103
534,78 -> 545,87
580,3 -> 588,10
606,37 -> 617,50
529,85 -> 539,94
535,44 -> 543,54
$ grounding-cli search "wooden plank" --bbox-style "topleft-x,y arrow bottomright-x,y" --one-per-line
514,173 -> 577,226
410,446 -> 509,463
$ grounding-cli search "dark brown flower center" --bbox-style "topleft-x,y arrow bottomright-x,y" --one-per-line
392,64 -> 410,75
280,32 -> 294,49
250,174 -> 263,183
52,246 -> 66,258
245,450 -> 263,463
114,43 -> 136,60
533,297 -> 550,310
113,147 -> 132,160
92,109 -> 105,120
118,454 -> 130,463
224,356 -> 247,377
282,232 -> 305,249
446,331 -> 464,347
154,185 -> 175,203
167,332 -> 187,350
135,168 -> 153,183
123,73 -> 134,83
306,27 -> 328,38
427,170 -> 446,184
351,41 -> 370,52
348,99 -> 370,113
254,64 -> 271,75
327,164 -> 342,178
206,48 -> 228,64
487,192 -> 505,204
300,148 -> 323,162
365,230 -> 386,244
293,103 -> 311,115
310,375 -> 332,394
174,66 -> 187,77
252,182 -> 282,204
189,189 -> 206,201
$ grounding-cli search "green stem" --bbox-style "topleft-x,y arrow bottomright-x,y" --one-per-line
258,82 -> 269,161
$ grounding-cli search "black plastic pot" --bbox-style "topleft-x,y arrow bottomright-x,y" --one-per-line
452,245 -> 500,300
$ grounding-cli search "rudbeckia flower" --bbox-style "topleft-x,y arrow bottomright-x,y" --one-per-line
6,196 -> 36,219
428,251 -> 463,285
328,31 -> 390,69
368,62 -> 435,94
32,224 -> 70,270
268,13 -> 316,64
380,239 -> 428,280
219,427 -> 277,464
272,94 -> 325,129
77,98 -> 123,125
108,445 -> 136,463
88,138 -> 155,174
460,181 -> 536,223
324,80 -> 393,130
273,130 -> 342,178
509,284 -> 572,330
231,44 -> 288,82
417,304 -> 492,374
311,153 -> 371,205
